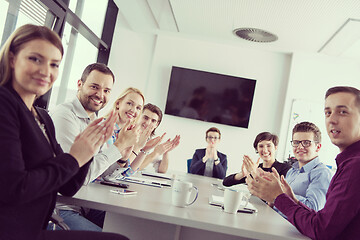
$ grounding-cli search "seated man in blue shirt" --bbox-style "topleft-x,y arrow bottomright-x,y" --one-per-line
284,121 -> 332,210
244,122 -> 332,211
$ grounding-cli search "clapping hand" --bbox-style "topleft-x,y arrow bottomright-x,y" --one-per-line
141,133 -> 166,152
135,125 -> 156,151
114,120 -> 140,151
243,155 -> 260,176
164,135 -> 180,154
245,168 -> 285,204
70,110 -> 117,167
153,138 -> 174,156
204,145 -> 218,161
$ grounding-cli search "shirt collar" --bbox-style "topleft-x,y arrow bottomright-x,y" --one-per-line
336,139 -> 360,165
293,156 -> 321,173
71,97 -> 93,120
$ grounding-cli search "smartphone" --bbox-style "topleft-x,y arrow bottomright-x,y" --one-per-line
110,189 -> 137,195
100,181 -> 129,189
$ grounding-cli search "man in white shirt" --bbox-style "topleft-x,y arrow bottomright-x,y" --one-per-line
137,103 -> 180,173
51,63 -> 138,231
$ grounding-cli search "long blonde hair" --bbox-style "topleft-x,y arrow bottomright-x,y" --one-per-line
0,24 -> 63,86
107,87 -> 145,122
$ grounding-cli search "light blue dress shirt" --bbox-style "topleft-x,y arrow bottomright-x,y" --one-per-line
286,157 -> 333,211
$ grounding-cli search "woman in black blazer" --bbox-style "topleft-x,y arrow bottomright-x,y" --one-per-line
189,127 -> 227,179
223,132 -> 291,187
0,24 -> 126,240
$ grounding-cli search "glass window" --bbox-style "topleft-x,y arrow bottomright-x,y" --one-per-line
0,0 -> 113,109
68,0 -> 108,37
16,0 -> 48,27
0,0 -> 54,47
0,1 -> 9,42
48,21 -> 98,110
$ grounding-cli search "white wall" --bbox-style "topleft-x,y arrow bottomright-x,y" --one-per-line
102,23 -> 157,115
147,35 -> 292,174
108,13 -> 360,175
107,22 -> 293,175
278,52 -> 360,168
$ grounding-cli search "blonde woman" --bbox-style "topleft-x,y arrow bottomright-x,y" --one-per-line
102,88 -> 163,179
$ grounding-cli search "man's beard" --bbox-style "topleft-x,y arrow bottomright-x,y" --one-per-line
79,94 -> 105,113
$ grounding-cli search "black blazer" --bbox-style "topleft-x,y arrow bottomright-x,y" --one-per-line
189,148 -> 227,179
222,160 -> 291,187
0,85 -> 91,240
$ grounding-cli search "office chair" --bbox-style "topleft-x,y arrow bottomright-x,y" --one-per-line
49,209 -> 70,230
187,159 -> 192,173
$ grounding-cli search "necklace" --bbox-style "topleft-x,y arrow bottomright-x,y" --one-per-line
31,107 -> 48,140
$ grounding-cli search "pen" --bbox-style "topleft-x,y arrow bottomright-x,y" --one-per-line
110,190 -> 121,194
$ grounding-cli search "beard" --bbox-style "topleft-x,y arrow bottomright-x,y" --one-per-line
78,94 -> 105,113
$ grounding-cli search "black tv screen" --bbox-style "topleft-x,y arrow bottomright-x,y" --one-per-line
165,66 -> 256,128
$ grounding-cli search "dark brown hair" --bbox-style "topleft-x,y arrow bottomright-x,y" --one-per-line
292,121 -> 321,143
206,127 -> 221,139
253,132 -> 279,152
325,86 -> 360,111
143,103 -> 163,137
80,63 -> 115,84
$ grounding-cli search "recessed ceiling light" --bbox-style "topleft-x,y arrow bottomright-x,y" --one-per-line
233,28 -> 278,43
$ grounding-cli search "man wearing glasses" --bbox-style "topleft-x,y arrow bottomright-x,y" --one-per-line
246,86 -> 360,239
189,127 -> 228,179
285,122 -> 332,211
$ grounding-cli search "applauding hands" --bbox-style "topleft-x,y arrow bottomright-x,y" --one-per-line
70,111 -> 117,167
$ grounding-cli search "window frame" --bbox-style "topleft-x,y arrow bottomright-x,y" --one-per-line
34,0 -> 118,109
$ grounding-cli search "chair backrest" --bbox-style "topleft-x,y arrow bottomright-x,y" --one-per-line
187,159 -> 192,173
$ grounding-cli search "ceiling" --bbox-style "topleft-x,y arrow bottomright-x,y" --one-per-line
114,0 -> 360,59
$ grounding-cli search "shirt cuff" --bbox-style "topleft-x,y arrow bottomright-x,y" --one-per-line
101,144 -> 123,164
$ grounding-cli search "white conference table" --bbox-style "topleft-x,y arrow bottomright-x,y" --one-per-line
57,171 -> 309,240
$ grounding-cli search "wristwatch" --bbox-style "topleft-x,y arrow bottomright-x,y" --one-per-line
139,149 -> 149,155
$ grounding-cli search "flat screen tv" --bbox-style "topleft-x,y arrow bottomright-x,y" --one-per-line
165,66 -> 256,128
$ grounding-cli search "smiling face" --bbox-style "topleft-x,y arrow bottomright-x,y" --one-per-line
116,92 -> 144,124
292,131 -> 321,168
325,92 -> 360,152
256,140 -> 277,164
139,109 -> 160,130
77,70 -> 113,115
10,39 -> 62,107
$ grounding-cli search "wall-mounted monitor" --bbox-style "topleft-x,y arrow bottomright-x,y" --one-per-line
165,66 -> 256,128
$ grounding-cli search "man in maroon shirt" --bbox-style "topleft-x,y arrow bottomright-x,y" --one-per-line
246,86 -> 360,240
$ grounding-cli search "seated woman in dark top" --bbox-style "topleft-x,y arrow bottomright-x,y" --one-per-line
0,24 -> 127,240
189,127 -> 227,179
223,132 -> 290,186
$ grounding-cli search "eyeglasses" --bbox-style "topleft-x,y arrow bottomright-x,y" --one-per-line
291,140 -> 317,148
207,136 -> 219,140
